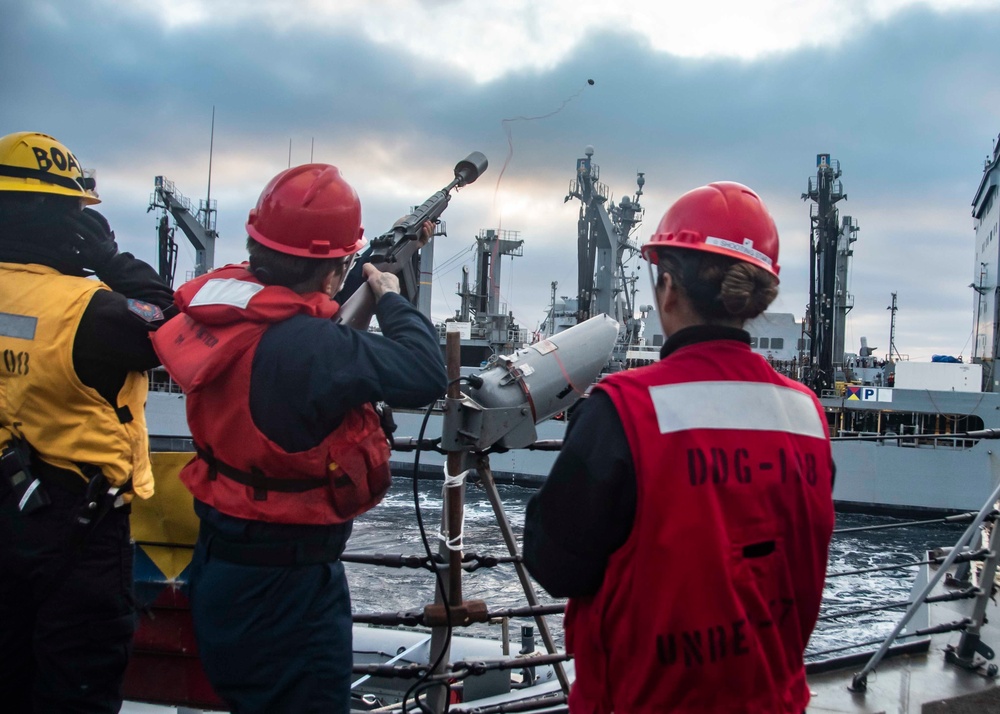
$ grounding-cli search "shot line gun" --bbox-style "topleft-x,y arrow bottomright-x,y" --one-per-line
336,151 -> 489,330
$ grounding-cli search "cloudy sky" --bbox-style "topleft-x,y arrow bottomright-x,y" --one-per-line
4,0 -> 999,361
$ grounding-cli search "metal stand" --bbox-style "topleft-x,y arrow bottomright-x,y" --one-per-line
946,508 -> 1000,677
425,332 -> 465,713
424,332 -> 489,713
946,524 -> 981,588
477,457 -> 571,694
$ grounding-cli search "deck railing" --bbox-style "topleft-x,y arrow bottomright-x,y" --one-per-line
847,480 -> 1000,691
834,430 -> 980,449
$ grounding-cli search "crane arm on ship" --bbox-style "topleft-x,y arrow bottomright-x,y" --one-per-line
148,175 -> 218,287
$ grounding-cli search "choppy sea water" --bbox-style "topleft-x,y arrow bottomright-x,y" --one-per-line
123,478 -> 969,713
346,478 -> 968,658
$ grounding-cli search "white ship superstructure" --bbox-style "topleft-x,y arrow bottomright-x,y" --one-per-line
972,132 -> 1000,390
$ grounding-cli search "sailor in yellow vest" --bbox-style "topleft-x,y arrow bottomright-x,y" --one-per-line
0,131 -> 174,713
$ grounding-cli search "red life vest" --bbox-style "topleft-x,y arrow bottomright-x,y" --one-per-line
566,339 -> 834,714
151,264 -> 391,525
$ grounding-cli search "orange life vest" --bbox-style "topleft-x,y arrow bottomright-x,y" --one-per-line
152,265 -> 391,525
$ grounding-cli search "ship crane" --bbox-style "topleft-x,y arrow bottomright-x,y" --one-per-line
449,228 -> 526,364
564,146 -> 645,361
148,176 -> 218,287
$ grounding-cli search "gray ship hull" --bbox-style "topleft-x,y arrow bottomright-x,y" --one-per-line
824,438 -> 997,516
386,405 -> 1000,519
147,386 -> 1000,518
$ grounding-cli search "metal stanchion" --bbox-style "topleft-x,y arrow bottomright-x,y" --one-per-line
477,457 -> 571,694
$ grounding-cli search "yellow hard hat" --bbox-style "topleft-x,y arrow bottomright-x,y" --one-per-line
0,131 -> 100,204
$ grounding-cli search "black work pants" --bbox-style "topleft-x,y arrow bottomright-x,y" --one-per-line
0,480 -> 135,714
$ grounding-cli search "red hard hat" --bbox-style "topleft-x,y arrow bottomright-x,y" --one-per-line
246,164 -> 365,258
641,181 -> 780,278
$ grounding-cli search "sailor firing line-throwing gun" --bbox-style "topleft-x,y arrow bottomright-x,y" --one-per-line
150,152 -> 463,712
337,151 -> 489,330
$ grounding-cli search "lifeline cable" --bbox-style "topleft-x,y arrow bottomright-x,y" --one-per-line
494,79 -> 594,231
432,243 -> 476,277
489,80 -> 594,332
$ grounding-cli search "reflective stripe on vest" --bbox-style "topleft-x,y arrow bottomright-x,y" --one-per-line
0,262 -> 153,497
649,380 -> 828,438
567,339 -> 834,714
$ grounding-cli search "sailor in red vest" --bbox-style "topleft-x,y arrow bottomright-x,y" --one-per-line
524,182 -> 835,713
152,164 -> 447,713
0,131 -> 174,713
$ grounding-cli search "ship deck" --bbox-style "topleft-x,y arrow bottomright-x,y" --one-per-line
806,556 -> 1000,713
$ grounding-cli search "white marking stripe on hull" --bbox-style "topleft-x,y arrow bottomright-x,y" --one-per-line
649,381 -> 827,438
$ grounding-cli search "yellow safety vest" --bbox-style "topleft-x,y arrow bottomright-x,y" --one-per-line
0,262 -> 154,499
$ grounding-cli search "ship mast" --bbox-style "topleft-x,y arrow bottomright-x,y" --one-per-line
548,281 -> 557,337
802,154 -> 857,395
564,146 -> 645,367
449,228 -> 525,364
887,291 -> 901,362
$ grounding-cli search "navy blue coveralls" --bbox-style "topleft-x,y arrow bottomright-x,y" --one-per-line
188,270 -> 447,714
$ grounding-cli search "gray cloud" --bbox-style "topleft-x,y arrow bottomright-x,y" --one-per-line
3,1 -> 998,359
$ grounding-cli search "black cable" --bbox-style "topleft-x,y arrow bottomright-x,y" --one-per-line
827,547 -> 988,579
826,559 -> 922,578
414,679 -> 445,713
817,587 -> 978,622
402,375 -> 467,712
833,511 -> 977,534
806,618 -> 970,659
402,400 -> 450,711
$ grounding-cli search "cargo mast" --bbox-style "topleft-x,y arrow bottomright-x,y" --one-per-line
802,154 -> 858,394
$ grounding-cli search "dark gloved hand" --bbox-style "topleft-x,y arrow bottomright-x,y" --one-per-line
64,208 -> 119,275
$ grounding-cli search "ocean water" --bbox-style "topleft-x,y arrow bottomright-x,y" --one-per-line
345,478 -> 969,658
122,477 -> 968,713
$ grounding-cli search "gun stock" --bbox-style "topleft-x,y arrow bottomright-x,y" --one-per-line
336,152 -> 488,330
